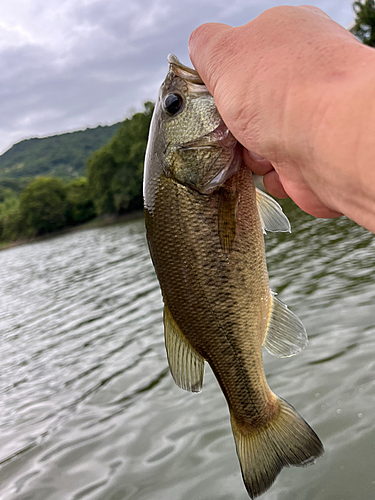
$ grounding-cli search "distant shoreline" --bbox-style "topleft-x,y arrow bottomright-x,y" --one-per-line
0,210 -> 144,252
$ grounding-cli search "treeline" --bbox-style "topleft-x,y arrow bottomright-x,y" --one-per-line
0,102 -> 153,243
0,177 -> 95,241
87,101 -> 153,215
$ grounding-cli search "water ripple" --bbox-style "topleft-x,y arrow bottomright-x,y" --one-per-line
0,212 -> 374,500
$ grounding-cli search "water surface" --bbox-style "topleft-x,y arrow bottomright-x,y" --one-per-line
1,204 -> 374,500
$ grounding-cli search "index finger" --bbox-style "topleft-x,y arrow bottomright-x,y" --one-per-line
188,22 -> 234,95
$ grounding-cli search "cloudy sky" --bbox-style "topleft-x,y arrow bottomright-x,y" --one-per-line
0,0 -> 355,155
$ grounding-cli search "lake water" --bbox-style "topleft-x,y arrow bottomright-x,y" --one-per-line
1,202 -> 374,500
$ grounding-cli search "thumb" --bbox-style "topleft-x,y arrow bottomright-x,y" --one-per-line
188,23 -> 234,95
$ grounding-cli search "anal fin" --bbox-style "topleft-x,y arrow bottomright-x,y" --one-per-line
163,305 -> 205,392
263,293 -> 307,357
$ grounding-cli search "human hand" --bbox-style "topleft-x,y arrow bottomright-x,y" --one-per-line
189,5 -> 375,225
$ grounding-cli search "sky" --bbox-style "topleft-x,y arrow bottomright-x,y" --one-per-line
0,0 -> 355,155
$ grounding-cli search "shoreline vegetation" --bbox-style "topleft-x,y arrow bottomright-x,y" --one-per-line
0,102 -> 153,249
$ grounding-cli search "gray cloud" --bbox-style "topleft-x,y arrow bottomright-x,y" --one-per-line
0,0 -> 354,155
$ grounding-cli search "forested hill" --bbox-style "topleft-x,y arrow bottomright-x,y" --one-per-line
0,123 -> 121,182
0,102 -> 153,243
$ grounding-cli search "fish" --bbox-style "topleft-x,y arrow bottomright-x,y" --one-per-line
143,54 -> 323,499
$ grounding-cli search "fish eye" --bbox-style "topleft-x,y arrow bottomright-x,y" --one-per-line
164,93 -> 184,116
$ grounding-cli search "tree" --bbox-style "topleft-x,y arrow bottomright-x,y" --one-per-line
87,102 -> 154,215
65,177 -> 95,225
87,147 -> 117,214
0,196 -> 21,241
19,177 -> 67,236
351,0 -> 375,46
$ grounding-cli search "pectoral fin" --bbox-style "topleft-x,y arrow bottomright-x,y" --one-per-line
163,305 -> 205,392
263,293 -> 307,357
218,186 -> 239,253
256,188 -> 291,233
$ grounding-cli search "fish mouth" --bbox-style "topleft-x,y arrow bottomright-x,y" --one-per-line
167,54 -> 203,84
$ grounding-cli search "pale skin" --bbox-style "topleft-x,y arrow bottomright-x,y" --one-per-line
188,5 -> 375,233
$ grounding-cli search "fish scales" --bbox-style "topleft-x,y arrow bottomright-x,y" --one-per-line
143,54 -> 323,499
145,164 -> 273,425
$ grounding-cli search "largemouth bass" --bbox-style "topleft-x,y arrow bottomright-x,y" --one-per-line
143,54 -> 323,499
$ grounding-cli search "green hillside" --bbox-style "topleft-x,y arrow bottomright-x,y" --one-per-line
0,103 -> 153,244
0,123 -> 121,182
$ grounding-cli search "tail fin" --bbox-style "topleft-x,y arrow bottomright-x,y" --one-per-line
230,398 -> 323,499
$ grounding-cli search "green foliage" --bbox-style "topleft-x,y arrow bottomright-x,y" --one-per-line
0,178 -> 31,197
19,177 -> 68,236
0,176 -> 97,242
0,186 -> 15,203
65,177 -> 96,225
87,148 -> 117,214
0,196 -> 22,241
351,0 -> 375,46
88,102 -> 154,215
0,104 -> 153,243
0,123 -> 121,181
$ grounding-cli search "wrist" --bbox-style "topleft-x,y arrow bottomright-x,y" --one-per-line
307,43 -> 375,229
